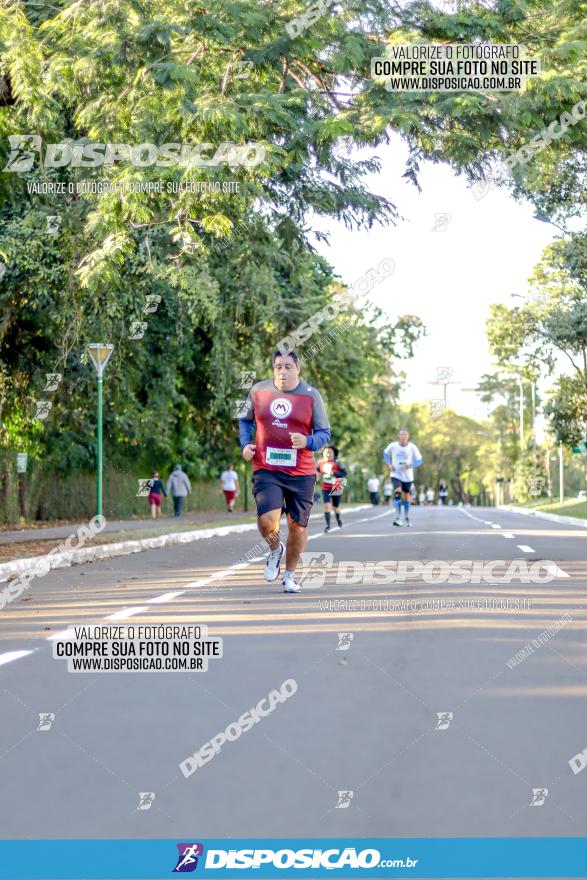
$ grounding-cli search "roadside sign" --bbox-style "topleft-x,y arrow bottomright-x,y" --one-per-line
16,452 -> 28,473
572,442 -> 587,454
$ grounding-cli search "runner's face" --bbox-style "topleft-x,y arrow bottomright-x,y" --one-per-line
273,356 -> 300,391
324,448 -> 334,461
399,431 -> 409,446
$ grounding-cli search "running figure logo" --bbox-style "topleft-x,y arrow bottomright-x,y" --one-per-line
335,791 -> 354,809
44,373 -> 62,392
137,792 -> 155,810
34,401 -> 53,420
299,552 -> 334,589
529,477 -> 545,496
37,713 -> 55,731
136,478 -> 154,497
45,215 -> 61,234
530,788 -> 548,806
173,843 -> 204,872
435,712 -> 453,730
336,633 -> 354,651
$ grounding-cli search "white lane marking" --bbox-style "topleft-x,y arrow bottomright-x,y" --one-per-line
484,521 -> 493,525
105,606 -> 148,620
146,591 -> 185,604
14,504 -> 383,664
0,649 -> 36,666
457,507 -> 483,522
46,629 -> 76,641
307,511 -> 392,540
491,524 -> 501,529
502,533 -> 515,539
328,533 -> 401,538
545,563 -> 570,578
517,545 -> 535,553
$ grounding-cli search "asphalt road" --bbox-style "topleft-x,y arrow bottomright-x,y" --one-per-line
1,503 -> 586,843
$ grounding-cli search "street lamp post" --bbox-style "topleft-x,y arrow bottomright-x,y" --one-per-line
87,343 -> 114,518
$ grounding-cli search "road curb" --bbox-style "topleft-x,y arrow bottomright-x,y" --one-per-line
0,505 -> 372,583
0,523 -> 263,583
501,505 -> 587,529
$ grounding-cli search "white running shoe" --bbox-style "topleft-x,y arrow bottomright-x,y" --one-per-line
264,541 -> 285,582
283,572 -> 302,593
393,517 -> 403,527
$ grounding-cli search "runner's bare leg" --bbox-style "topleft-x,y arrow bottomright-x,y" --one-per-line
285,514 -> 308,572
258,509 -> 282,550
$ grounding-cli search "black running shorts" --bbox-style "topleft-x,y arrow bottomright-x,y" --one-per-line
252,469 -> 316,527
392,477 -> 413,494
322,488 -> 341,508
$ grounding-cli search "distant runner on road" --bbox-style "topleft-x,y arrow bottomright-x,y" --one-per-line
317,445 -> 347,532
239,350 -> 331,593
383,428 -> 423,527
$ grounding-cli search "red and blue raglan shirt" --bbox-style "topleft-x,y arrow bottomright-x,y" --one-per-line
238,379 -> 331,477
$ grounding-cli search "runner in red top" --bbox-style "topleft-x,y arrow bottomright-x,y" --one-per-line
239,350 -> 331,593
317,446 -> 347,532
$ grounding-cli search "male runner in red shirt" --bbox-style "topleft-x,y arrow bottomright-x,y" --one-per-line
239,350 -> 331,592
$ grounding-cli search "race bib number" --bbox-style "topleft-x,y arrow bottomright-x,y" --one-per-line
266,446 -> 297,467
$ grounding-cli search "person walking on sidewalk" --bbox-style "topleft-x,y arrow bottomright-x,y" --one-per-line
367,474 -> 380,505
148,471 -> 167,519
220,464 -> 239,513
167,464 -> 191,517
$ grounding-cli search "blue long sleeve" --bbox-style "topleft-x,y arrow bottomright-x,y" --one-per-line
305,427 -> 331,452
413,458 -> 423,468
238,419 -> 255,449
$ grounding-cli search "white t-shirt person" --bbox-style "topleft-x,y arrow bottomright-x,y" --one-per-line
384,441 -> 423,483
367,477 -> 380,493
221,469 -> 238,491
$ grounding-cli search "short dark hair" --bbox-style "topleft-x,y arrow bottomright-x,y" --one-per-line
272,350 -> 300,366
326,445 -> 339,458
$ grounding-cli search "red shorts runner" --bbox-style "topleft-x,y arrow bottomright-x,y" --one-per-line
148,493 -> 162,507
224,490 -> 236,504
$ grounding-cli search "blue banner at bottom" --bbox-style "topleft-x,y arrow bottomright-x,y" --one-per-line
0,837 -> 585,879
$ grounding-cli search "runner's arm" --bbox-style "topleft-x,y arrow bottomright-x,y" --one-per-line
306,388 -> 331,451
412,444 -> 423,468
383,442 -> 393,465
238,389 -> 255,449
336,462 -> 348,477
